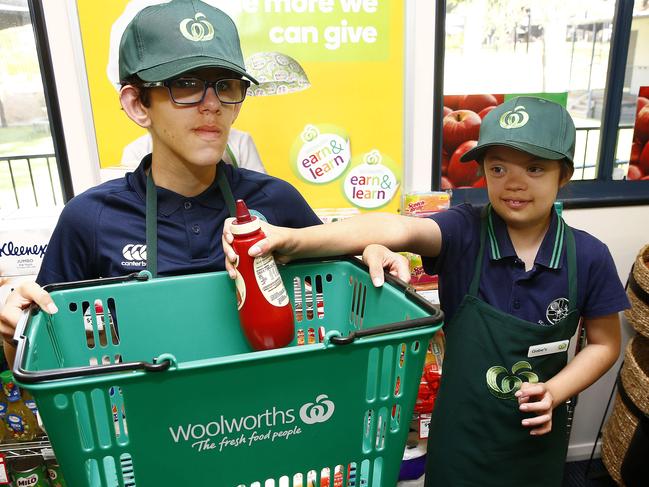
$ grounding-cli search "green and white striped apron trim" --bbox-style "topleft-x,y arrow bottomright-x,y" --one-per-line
486,204 -> 565,269
486,206 -> 501,260
549,216 -> 565,269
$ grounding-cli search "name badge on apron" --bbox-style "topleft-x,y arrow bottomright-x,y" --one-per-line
528,339 -> 570,358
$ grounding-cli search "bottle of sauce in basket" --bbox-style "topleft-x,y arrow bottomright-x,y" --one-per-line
0,370 -> 37,442
230,199 -> 294,350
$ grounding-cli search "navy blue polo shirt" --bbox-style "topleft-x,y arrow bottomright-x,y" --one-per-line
422,204 -> 630,330
37,157 -> 321,285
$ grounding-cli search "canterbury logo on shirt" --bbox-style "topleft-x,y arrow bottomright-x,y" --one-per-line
121,244 -> 147,267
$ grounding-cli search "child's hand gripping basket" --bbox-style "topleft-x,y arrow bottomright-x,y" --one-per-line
13,258 -> 444,487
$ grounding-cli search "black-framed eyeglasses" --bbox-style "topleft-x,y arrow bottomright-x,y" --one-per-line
141,78 -> 250,105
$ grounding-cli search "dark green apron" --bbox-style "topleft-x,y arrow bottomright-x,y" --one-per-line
425,208 -> 579,487
145,162 -> 236,277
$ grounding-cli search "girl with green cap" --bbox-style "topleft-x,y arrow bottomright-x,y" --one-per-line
223,97 -> 629,486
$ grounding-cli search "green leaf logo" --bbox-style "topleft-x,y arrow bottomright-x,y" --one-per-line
486,361 -> 539,401
301,124 -> 319,143
499,105 -> 529,129
179,13 -> 215,42
363,149 -> 382,165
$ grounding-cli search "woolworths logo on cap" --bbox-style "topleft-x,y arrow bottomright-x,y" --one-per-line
180,12 -> 214,42
168,394 -> 335,454
499,105 -> 529,129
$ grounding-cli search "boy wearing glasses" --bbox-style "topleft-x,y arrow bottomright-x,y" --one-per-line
0,0 -> 320,364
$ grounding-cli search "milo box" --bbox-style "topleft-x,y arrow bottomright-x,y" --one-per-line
12,462 -> 48,487
46,462 -> 67,487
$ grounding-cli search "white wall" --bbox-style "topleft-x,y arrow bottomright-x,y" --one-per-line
562,206 -> 648,460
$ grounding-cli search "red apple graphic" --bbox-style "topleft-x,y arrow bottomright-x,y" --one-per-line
448,140 -> 480,186
637,97 -> 649,116
461,94 -> 498,113
443,106 -> 453,118
473,177 -> 487,188
443,110 -> 481,153
444,95 -> 463,110
441,149 -> 450,176
478,106 -> 497,119
627,164 -> 642,180
630,141 -> 642,165
441,176 -> 454,190
634,106 -> 649,143
639,141 -> 649,175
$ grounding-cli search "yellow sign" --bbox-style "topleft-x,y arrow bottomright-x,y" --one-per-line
76,0 -> 404,213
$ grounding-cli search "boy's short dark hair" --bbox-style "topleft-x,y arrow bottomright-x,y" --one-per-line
121,75 -> 151,107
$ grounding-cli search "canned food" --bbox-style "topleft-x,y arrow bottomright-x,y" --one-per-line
11,460 -> 48,487
46,461 -> 67,487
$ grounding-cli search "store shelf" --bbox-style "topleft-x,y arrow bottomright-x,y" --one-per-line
0,437 -> 50,459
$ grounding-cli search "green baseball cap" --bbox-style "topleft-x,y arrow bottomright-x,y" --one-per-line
119,0 -> 258,84
460,96 -> 575,165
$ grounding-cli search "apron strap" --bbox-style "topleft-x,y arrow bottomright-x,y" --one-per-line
145,162 -> 237,278
146,169 -> 158,278
468,205 -> 489,297
468,205 -> 578,307
565,222 -> 577,312
225,144 -> 239,168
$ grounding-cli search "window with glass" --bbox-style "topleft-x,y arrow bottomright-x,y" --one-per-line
435,0 -> 649,205
0,0 -> 66,210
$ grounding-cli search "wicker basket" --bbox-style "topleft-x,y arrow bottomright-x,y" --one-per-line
620,335 -> 649,417
625,245 -> 649,338
602,391 -> 639,486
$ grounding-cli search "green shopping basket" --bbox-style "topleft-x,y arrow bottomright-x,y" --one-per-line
13,257 -> 443,487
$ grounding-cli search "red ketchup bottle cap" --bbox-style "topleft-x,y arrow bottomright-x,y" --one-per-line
235,199 -> 253,224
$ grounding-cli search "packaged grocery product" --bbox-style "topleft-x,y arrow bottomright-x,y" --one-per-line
401,191 -> 450,292
0,371 -> 37,442
42,448 -> 67,487
401,191 -> 451,217
401,252 -> 439,291
231,199 -> 294,350
10,456 -> 48,486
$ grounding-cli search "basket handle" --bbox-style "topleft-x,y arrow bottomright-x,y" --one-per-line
328,313 -> 444,345
13,356 -> 173,384
12,271 -> 162,384
11,272 -> 150,347
41,271 -> 151,293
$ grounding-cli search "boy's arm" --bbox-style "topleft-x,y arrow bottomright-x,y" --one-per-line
224,212 -> 442,266
546,313 -> 621,405
516,313 -> 621,435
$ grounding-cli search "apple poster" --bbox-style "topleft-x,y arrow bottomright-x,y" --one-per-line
629,86 -> 649,180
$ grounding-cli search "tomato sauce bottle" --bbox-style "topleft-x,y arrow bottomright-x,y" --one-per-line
230,199 -> 295,350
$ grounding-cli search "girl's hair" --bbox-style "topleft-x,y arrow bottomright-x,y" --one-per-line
559,159 -> 574,182
120,75 -> 151,107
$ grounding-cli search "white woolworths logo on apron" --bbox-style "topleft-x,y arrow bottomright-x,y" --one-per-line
180,13 -> 214,42
499,105 -> 530,129
168,395 -> 335,453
